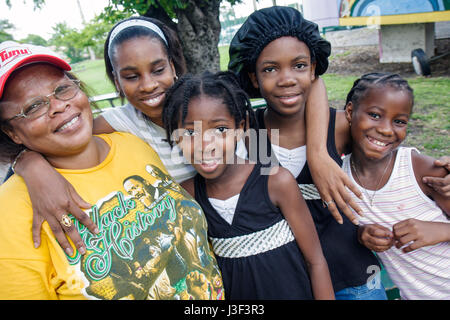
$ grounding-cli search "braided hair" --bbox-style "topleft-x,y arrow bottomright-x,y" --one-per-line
345,72 -> 414,110
163,71 -> 258,147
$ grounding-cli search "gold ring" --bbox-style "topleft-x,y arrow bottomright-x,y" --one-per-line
61,214 -> 73,228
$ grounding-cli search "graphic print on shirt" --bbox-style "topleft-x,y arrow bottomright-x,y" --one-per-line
65,165 -> 224,300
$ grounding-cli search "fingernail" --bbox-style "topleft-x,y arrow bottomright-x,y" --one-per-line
94,228 -> 100,234
34,242 -> 39,248
65,247 -> 74,256
79,247 -> 86,255
353,219 -> 359,225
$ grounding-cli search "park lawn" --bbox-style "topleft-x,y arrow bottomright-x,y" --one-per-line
219,45 -> 230,71
74,50 -> 449,158
72,59 -> 122,109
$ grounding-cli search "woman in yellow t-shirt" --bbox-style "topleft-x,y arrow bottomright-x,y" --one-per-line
0,41 -> 224,300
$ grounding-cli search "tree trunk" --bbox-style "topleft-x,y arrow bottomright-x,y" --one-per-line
143,0 -> 221,74
144,4 -> 178,32
174,0 -> 221,74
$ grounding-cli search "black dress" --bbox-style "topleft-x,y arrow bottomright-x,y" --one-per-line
194,163 -> 314,300
255,107 -> 380,292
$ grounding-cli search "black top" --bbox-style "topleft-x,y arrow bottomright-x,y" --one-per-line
194,163 -> 313,300
255,107 -> 380,292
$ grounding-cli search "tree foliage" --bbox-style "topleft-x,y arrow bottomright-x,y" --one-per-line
50,23 -> 85,63
3,0 -> 132,63
48,15 -> 124,64
104,0 -> 237,73
5,0 -> 43,9
0,19 -> 14,42
4,0 -> 246,72
20,34 -> 47,46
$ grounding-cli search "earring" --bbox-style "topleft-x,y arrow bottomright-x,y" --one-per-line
174,75 -> 179,82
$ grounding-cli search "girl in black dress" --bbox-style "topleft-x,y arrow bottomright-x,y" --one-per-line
162,71 -> 334,299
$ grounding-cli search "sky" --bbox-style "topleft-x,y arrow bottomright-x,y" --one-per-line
1,0 -> 110,40
1,0 -> 301,41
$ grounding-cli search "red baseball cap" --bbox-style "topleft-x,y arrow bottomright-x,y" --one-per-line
0,41 -> 71,99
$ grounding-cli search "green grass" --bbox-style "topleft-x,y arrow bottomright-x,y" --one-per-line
75,53 -> 449,158
219,45 -> 230,71
328,50 -> 352,61
321,74 -> 357,107
72,60 -> 122,109
72,60 -> 115,95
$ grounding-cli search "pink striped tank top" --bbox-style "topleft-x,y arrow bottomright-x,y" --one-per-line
342,147 -> 450,300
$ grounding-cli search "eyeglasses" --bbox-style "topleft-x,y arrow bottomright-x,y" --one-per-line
5,80 -> 81,122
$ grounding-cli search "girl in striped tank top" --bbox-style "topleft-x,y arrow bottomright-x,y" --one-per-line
341,73 -> 450,300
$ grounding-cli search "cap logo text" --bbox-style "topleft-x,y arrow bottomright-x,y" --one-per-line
0,48 -> 31,65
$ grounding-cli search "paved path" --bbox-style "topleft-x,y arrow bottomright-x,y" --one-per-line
324,21 -> 450,50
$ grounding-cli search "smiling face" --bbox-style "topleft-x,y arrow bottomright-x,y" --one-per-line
112,36 -> 176,124
346,86 -> 413,161
0,64 -> 93,160
249,36 -> 316,117
177,94 -> 244,180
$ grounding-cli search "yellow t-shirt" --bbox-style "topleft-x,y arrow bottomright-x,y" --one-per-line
0,132 -> 224,300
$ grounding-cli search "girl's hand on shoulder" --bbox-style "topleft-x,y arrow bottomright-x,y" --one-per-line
393,219 -> 450,253
15,151 -> 98,255
358,224 -> 394,252
422,156 -> 450,198
308,153 -> 363,225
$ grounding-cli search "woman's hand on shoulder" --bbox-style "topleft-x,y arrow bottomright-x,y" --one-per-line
15,151 -> 98,255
